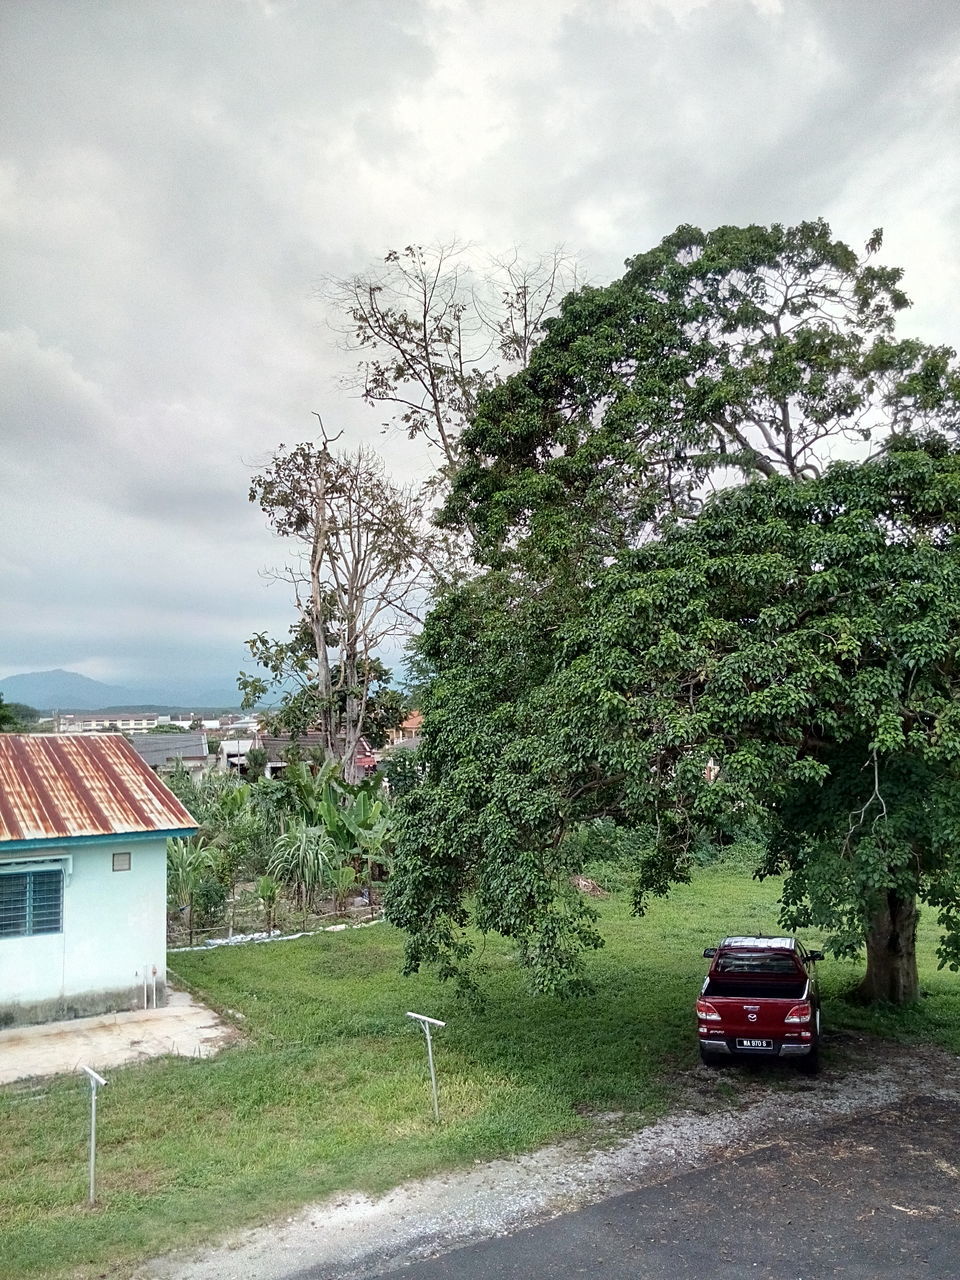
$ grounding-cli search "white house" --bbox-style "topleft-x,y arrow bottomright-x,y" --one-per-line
0,734 -> 197,1028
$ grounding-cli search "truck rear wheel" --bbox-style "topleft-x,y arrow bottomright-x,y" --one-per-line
798,1011 -> 822,1075
798,1047 -> 820,1075
699,1045 -> 723,1067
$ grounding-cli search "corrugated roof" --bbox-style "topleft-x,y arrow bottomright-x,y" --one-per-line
257,732 -> 330,759
0,734 -> 197,843
129,732 -> 209,768
256,732 -> 373,761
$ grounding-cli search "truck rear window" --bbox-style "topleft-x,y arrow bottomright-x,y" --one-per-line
715,952 -> 799,975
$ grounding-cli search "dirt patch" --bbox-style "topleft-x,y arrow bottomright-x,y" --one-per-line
138,1033 -> 960,1280
0,991 -> 237,1085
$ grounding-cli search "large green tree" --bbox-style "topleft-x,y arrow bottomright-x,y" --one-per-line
385,221 -> 960,1003
388,440 -> 960,1002
445,220 -> 955,567
572,440 -> 960,1003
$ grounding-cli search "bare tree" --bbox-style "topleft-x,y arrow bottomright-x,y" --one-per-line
241,247 -> 582,758
323,242 -> 581,487
240,422 -> 432,782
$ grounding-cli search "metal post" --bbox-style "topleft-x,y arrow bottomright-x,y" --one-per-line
406,1012 -> 446,1122
80,1066 -> 107,1206
423,1022 -> 439,1121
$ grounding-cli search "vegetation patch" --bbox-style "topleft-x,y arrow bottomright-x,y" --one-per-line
2,861 -> 959,1279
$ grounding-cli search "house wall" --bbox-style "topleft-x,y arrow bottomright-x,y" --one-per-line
0,838 -> 168,1028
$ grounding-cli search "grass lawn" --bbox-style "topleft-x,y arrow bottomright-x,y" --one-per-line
2,861 -> 958,1280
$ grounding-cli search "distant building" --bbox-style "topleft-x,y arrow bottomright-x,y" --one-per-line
129,732 -> 209,776
56,711 -> 170,734
55,713 -> 253,735
0,734 -> 196,1027
386,710 -> 423,748
217,730 -> 376,777
217,736 -> 256,774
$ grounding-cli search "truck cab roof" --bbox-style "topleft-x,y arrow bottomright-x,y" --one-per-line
719,936 -> 796,950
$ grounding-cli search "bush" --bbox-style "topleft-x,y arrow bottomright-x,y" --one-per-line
191,875 -> 227,928
381,747 -> 425,797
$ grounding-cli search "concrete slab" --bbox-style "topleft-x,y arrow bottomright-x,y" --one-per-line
0,990 -> 237,1085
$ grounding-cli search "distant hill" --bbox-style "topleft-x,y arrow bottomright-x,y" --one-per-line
0,670 -> 135,711
0,669 -> 243,713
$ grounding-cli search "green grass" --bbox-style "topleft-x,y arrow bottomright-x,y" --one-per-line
816,905 -> 960,1049
1,863 -> 958,1279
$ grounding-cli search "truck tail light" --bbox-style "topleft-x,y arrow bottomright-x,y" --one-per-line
696,999 -> 722,1022
784,1002 -> 812,1024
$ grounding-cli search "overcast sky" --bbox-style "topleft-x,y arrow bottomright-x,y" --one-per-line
2,0 -> 959,693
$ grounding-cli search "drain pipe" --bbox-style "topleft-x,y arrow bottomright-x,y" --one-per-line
151,964 -> 158,1009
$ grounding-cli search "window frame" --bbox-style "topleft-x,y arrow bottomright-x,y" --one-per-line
0,863 -> 65,938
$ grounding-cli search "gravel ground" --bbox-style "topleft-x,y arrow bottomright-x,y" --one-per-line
136,1034 -> 960,1280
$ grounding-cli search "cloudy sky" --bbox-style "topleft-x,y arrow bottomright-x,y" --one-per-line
2,0 -> 959,696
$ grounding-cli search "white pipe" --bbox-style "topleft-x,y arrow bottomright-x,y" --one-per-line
424,1023 -> 439,1121
151,964 -> 158,1009
406,1012 -> 446,1122
80,1066 -> 107,1206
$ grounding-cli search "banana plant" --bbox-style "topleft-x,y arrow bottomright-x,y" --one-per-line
329,864 -> 358,914
167,837 -> 216,945
269,761 -> 396,915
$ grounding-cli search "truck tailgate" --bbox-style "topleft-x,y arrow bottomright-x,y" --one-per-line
705,992 -> 805,1038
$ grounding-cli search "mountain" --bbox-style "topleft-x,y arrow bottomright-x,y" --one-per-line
0,669 -> 243,712
0,670 -> 136,711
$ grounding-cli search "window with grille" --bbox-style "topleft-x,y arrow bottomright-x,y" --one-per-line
0,868 -> 63,938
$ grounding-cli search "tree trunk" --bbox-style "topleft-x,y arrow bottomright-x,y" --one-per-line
341,641 -> 361,785
857,891 -> 919,1004
309,471 -> 339,767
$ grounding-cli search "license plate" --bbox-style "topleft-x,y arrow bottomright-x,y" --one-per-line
736,1038 -> 773,1050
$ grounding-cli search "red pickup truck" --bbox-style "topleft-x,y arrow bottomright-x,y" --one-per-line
696,936 -> 823,1072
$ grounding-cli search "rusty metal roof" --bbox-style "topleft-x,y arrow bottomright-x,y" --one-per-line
0,734 -> 197,844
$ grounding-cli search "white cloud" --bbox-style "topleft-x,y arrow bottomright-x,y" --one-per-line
1,0 -> 959,691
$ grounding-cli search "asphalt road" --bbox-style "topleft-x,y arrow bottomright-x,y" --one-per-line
343,1095 -> 960,1280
